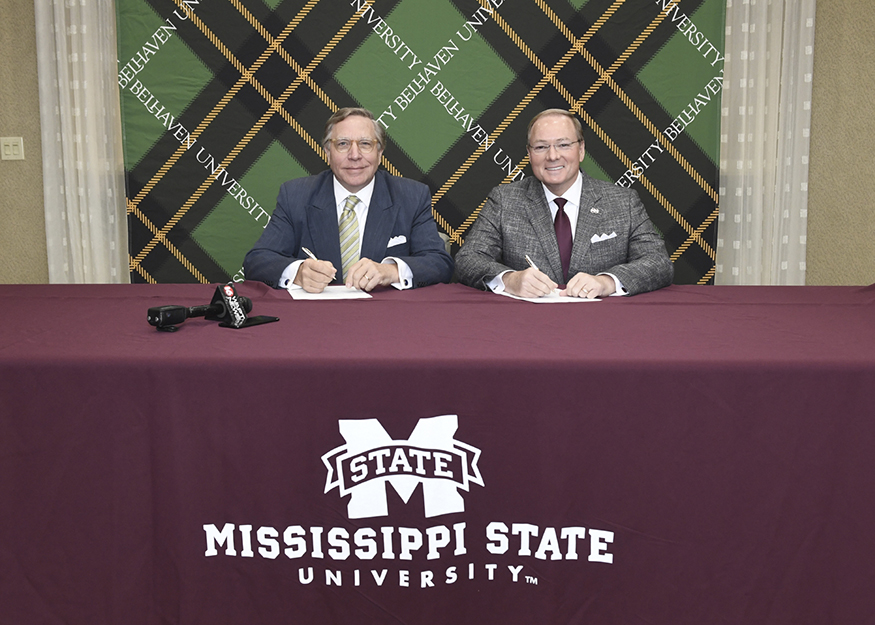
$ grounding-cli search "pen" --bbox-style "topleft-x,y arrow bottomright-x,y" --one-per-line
525,254 -> 561,296
302,246 -> 338,282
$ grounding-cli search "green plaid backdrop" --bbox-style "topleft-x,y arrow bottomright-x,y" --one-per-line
117,0 -> 724,285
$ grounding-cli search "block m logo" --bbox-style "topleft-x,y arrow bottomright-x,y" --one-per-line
322,415 -> 484,519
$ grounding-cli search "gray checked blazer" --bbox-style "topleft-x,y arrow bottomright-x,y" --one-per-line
455,172 -> 673,295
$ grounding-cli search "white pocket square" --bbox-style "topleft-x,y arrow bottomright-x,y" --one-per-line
387,235 -> 407,247
590,232 -> 617,244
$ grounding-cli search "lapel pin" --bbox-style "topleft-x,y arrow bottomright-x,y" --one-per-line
590,207 -> 600,214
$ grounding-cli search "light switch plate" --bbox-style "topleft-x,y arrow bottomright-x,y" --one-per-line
1,137 -> 25,161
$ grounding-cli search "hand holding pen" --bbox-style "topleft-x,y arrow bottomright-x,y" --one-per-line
502,255 -> 558,298
294,247 -> 337,293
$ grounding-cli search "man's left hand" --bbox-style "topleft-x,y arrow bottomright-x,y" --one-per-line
562,273 -> 615,299
345,258 -> 399,291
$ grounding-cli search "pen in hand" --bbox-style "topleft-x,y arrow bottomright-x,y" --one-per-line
524,254 -> 561,296
300,246 -> 337,285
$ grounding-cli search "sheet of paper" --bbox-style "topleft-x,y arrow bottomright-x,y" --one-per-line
497,289 -> 600,303
288,285 -> 372,300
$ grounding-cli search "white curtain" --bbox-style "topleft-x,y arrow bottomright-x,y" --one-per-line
716,0 -> 816,285
35,0 -> 129,284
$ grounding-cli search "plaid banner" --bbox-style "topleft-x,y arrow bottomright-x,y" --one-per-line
117,0 -> 724,285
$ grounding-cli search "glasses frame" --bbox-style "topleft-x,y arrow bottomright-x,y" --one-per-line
326,138 -> 381,154
527,140 -> 581,155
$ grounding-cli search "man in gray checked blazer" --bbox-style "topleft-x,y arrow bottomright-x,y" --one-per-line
455,109 -> 673,299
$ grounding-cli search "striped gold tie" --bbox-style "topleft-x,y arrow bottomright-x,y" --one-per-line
338,195 -> 360,280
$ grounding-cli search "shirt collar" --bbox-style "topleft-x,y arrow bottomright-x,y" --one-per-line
333,175 -> 376,210
541,170 -> 582,208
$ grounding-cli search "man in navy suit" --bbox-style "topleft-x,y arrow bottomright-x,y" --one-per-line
244,107 -> 453,292
455,109 -> 673,298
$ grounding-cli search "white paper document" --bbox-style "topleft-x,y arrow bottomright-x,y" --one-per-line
287,285 -> 372,300
497,289 -> 600,303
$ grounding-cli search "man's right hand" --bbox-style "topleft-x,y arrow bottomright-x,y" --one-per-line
503,267 -> 558,298
294,258 -> 337,293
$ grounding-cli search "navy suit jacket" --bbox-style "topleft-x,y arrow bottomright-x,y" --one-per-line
243,170 -> 453,288
455,172 -> 673,295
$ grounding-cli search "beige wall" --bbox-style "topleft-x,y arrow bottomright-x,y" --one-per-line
0,0 -> 871,285
0,0 -> 48,283
808,1 -> 875,285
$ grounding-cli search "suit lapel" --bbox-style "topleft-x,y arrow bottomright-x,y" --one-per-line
523,180 -> 564,281
307,174 -> 343,272
570,174 -> 602,271
361,171 -> 396,261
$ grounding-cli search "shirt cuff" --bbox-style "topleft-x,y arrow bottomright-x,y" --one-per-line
384,257 -> 413,290
281,260 -> 305,290
486,270 -> 513,293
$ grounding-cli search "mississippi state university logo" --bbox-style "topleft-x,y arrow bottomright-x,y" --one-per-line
322,415 -> 484,519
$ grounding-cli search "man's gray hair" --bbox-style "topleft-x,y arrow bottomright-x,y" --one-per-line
322,107 -> 386,149
526,109 -> 585,146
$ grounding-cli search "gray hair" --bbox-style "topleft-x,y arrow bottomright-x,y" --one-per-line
322,107 -> 386,149
526,109 -> 585,146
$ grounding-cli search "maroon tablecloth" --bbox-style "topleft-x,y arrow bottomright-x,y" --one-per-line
2,282 -> 874,624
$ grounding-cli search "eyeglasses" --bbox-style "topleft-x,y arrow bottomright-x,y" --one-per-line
528,140 -> 580,155
327,138 -> 380,154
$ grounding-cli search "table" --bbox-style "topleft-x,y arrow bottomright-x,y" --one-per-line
2,282 -> 874,624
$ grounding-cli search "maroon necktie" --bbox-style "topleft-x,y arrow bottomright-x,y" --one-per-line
554,197 -> 572,283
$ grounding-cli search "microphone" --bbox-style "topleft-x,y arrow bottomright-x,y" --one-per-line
188,295 -> 253,321
147,283 -> 252,331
